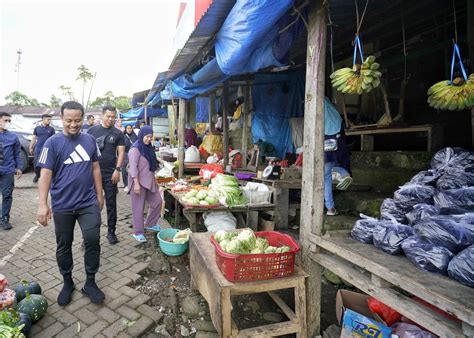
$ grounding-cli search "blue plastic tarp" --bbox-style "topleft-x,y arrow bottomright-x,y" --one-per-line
121,106 -> 168,119
215,0 -> 294,75
251,70 -> 305,157
195,96 -> 222,123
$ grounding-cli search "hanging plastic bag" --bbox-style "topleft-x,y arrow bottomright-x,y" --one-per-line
351,214 -> 387,244
391,323 -> 437,338
402,236 -> 454,274
409,170 -> 439,186
394,184 -> 435,208
447,245 -> 474,287
434,187 -> 474,214
373,224 -> 414,254
380,198 -> 408,224
413,217 -> 472,253
436,169 -> 474,190
367,297 -> 401,326
406,204 -> 439,225
431,147 -> 474,173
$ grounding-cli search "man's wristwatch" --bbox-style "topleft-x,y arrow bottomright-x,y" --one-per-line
115,167 -> 122,172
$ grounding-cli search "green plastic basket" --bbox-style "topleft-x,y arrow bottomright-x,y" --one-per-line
157,228 -> 189,256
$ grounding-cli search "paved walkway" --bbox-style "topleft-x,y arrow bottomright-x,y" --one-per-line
0,172 -> 160,337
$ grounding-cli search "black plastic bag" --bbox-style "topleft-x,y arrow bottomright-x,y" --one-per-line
434,187 -> 474,214
431,147 -> 474,173
380,198 -> 409,224
373,224 -> 414,254
409,170 -> 439,186
436,169 -> 474,190
351,215 -> 387,244
457,213 -> 474,224
402,236 -> 454,274
394,184 -> 435,208
447,245 -> 474,287
406,204 -> 439,225
413,217 -> 473,253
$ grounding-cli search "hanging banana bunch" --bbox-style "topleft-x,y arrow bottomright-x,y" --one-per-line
427,75 -> 474,111
330,55 -> 382,95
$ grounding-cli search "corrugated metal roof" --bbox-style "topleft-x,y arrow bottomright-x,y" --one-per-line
167,0 -> 236,80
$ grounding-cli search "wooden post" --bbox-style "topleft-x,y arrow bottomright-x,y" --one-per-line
178,98 -> 186,178
144,104 -> 148,125
242,82 -> 250,168
300,1 -> 326,336
209,92 -> 216,132
222,82 -> 229,168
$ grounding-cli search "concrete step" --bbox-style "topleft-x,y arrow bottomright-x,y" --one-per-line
323,214 -> 358,232
351,151 -> 433,171
333,191 -> 391,218
351,167 -> 415,193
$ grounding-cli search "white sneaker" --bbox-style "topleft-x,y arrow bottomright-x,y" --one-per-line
124,187 -> 129,193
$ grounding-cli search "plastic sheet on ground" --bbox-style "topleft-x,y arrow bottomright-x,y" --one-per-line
373,224 -> 414,254
406,204 -> 439,225
447,245 -> 474,287
413,217 -> 473,253
402,236 -> 454,274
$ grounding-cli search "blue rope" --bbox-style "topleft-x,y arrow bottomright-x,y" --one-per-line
450,42 -> 468,83
353,35 -> 365,65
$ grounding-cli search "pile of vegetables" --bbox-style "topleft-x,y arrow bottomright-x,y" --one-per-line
181,189 -> 219,206
0,276 -> 46,337
214,229 -> 290,254
209,174 -> 247,207
173,229 -> 192,244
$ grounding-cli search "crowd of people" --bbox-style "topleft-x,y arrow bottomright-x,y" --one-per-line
0,101 -> 163,306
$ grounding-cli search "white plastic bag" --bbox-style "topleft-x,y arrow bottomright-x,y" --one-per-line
185,145 -> 200,163
203,211 -> 237,232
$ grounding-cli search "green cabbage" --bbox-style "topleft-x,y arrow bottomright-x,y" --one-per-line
185,190 -> 198,199
196,190 -> 208,200
199,200 -> 209,206
205,196 -> 218,205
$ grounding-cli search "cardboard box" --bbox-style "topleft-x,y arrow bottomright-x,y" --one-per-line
336,290 -> 392,338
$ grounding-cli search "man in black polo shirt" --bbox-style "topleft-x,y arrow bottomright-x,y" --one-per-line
29,114 -> 55,183
87,106 -> 125,244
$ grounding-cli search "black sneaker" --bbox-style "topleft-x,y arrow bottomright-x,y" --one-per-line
106,233 -> 118,244
1,219 -> 12,230
81,280 -> 105,304
32,176 -> 39,183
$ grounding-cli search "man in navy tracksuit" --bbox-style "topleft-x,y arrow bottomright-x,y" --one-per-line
0,112 -> 23,230
29,114 -> 55,183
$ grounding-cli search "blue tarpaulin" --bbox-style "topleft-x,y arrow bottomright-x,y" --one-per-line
121,106 -> 168,119
251,70 -> 305,157
169,0 -> 306,99
195,96 -> 221,123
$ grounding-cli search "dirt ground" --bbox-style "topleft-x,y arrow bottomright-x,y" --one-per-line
129,228 -> 340,337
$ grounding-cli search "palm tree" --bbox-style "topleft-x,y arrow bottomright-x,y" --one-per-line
59,85 -> 75,101
103,91 -> 115,105
76,65 -> 93,106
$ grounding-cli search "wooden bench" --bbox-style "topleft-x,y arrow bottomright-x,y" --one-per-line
346,124 -> 443,151
309,233 -> 474,337
190,232 -> 308,337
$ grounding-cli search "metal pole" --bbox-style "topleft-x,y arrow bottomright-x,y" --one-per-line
15,49 -> 22,92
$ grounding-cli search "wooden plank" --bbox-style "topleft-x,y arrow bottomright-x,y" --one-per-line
222,81 -> 229,168
190,238 -> 224,335
300,1 -> 326,336
221,287 -> 232,337
312,251 -> 464,337
235,321 -> 300,337
274,187 -> 289,229
247,210 -> 259,232
360,134 -> 374,151
295,277 -> 307,338
268,291 -> 297,321
311,234 -> 474,325
242,82 -> 250,168
346,125 -> 433,136
230,269 -> 306,295
209,92 -> 216,132
252,177 -> 302,190
178,98 -> 186,178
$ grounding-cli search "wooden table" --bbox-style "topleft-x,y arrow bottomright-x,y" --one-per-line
309,233 -> 474,337
190,232 -> 308,337
252,178 -> 302,230
166,190 -> 275,232
345,124 -> 444,151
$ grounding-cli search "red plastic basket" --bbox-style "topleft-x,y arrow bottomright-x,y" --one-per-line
210,231 -> 300,282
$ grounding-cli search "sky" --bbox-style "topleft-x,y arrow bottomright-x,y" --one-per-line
0,0 -> 182,105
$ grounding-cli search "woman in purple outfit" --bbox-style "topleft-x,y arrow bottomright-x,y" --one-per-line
128,126 -> 162,242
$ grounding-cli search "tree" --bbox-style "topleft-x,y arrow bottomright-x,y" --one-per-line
113,96 -> 131,111
76,65 -> 93,106
89,92 -> 131,111
49,94 -> 62,107
59,85 -> 76,101
4,91 -> 40,106
103,91 -> 115,105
